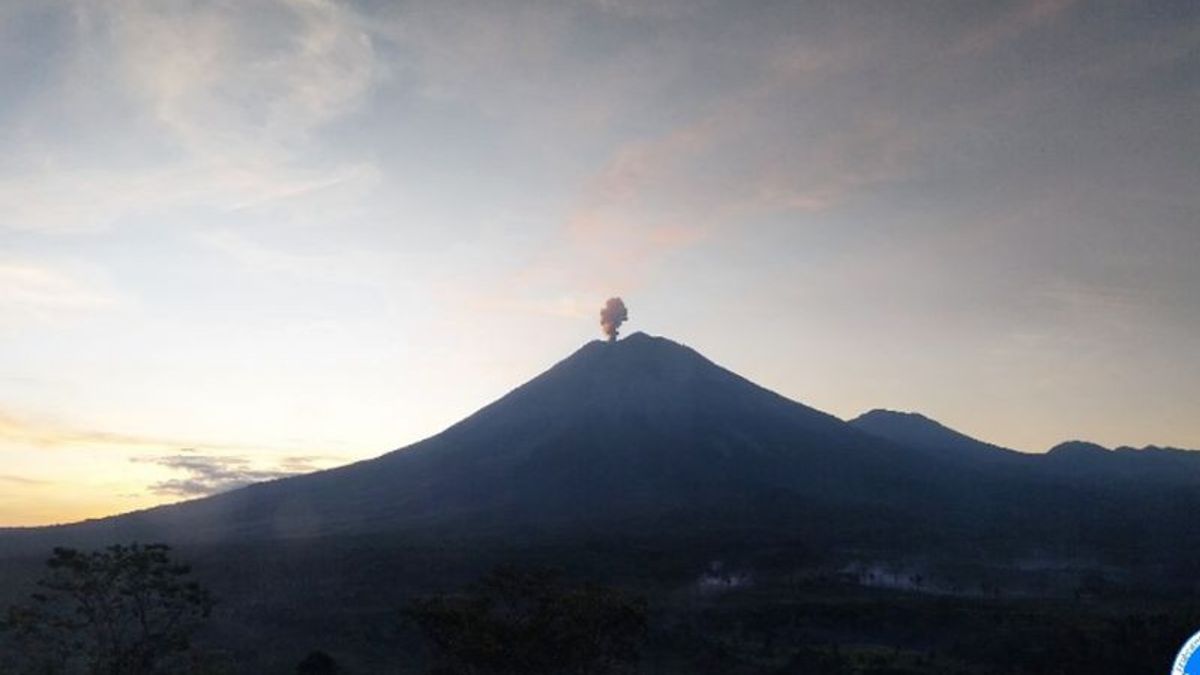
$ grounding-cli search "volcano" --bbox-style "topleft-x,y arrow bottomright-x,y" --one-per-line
6,333 -> 971,547
7,333 -> 1200,559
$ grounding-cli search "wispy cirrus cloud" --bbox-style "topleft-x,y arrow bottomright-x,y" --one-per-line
954,0 -> 1078,55
0,474 -> 47,486
136,451 -> 332,497
0,260 -> 124,328
0,408 -> 257,453
195,225 -> 390,287
474,32 -> 917,311
0,0 -> 377,234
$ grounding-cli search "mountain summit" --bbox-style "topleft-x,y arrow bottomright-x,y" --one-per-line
17,333 -> 942,546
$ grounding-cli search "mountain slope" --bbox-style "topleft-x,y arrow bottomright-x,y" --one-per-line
11,333 -> 955,547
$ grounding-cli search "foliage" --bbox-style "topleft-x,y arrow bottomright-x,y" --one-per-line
409,565 -> 648,675
296,650 -> 339,675
0,543 -> 213,675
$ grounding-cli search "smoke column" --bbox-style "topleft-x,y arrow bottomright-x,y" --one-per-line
600,297 -> 628,342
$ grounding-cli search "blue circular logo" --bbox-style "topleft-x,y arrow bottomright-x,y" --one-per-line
1174,630 -> 1200,675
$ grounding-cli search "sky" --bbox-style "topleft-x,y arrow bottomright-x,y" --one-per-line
0,0 -> 1197,526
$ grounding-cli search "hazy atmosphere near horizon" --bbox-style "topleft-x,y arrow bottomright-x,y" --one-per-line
1,0 -> 1197,526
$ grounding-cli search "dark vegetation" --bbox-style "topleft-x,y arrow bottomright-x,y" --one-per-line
297,650 -> 340,675
408,566 -> 646,674
2,538 -> 1196,674
0,544 -> 213,674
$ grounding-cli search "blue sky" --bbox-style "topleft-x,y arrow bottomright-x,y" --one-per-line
1,0 -> 1197,525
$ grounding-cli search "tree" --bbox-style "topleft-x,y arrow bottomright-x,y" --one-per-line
408,566 -> 647,675
296,650 -> 339,675
1,543 -> 214,675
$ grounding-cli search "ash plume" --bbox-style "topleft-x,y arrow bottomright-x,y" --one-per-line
600,297 -> 628,342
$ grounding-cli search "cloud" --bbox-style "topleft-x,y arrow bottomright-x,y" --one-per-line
367,2 -> 574,108
362,0 -> 724,137
0,0 -> 377,233
0,474 -> 48,486
136,451 -> 329,497
473,34 -> 916,308
0,260 -> 123,327
195,225 -> 389,286
0,408 -> 256,453
106,0 -> 374,168
954,0 -> 1078,55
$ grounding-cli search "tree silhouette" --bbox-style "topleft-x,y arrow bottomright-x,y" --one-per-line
295,648 -> 338,672
408,566 -> 647,675
296,650 -> 339,675
1,543 -> 213,675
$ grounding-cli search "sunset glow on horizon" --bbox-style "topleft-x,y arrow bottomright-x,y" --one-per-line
2,0 -> 1197,526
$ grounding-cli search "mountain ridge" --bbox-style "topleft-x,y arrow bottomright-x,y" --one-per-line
848,408 -> 1024,462
3,333 -> 1199,562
